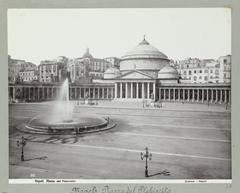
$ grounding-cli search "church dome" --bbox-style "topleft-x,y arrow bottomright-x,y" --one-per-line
120,37 -> 170,73
158,65 -> 179,79
104,67 -> 121,79
82,48 -> 93,58
121,37 -> 169,60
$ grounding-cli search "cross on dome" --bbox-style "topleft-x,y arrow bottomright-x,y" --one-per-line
139,35 -> 149,45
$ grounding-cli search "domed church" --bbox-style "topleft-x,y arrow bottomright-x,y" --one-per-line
104,37 -> 180,101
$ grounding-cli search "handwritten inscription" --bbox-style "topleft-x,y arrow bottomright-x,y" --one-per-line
71,185 -> 171,193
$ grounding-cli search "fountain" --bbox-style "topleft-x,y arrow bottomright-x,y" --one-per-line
22,79 -> 115,135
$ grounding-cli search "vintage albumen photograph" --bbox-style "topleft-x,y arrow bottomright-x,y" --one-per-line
8,8 -> 231,181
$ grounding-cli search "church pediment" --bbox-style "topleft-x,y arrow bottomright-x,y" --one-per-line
117,70 -> 154,79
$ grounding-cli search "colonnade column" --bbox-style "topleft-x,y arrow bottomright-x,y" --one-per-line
37,87 -> 39,100
136,83 -> 139,99
220,90 -> 223,104
183,89 -> 185,101
114,83 -> 117,99
142,83 -> 145,99
173,88 -> 176,101
224,90 -> 227,103
229,90 -> 231,104
179,89 -> 181,101
130,82 -> 133,99
207,89 -> 209,102
163,89 -> 166,100
168,89 -> 171,101
153,83 -> 155,101
147,83 -> 149,99
211,89 -> 213,103
201,89 -> 204,103
13,87 -> 16,101
93,88 -> 95,99
197,89 -> 200,102
215,90 -> 218,103
159,88 -> 161,100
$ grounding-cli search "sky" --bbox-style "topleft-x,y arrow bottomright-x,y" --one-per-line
8,8 -> 231,65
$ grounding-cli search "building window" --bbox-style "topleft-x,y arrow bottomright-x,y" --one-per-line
204,69 -> 208,73
194,76 -> 197,81
199,70 -> 202,73
194,70 -> 197,74
199,76 -> 202,79
189,71 -> 192,75
204,76 -> 208,81
210,70 -> 213,73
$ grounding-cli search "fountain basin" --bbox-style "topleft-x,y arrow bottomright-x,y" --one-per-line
23,113 -> 115,135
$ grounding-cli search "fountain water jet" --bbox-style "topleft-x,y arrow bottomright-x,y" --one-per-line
23,78 -> 116,135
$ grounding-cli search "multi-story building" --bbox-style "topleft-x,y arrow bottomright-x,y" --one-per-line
8,55 -> 37,83
177,56 -> 231,84
218,55 -> 231,83
104,57 -> 121,68
39,57 -> 68,83
19,70 -> 38,82
69,48 -> 112,83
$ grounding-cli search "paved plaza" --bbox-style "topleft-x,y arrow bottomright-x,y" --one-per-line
9,101 -> 231,179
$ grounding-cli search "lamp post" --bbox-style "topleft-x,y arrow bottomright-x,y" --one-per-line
17,136 -> 27,161
140,147 -> 152,177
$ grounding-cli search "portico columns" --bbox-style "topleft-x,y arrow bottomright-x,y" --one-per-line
106,88 -> 109,99
120,83 -> 123,98
188,89 -> 190,101
202,89 -> 204,103
125,82 -> 128,98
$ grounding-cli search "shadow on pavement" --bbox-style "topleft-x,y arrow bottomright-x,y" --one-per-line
24,156 -> 48,162
148,170 -> 170,177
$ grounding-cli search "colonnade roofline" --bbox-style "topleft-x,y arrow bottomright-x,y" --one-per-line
160,83 -> 231,87
8,82 -> 114,87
